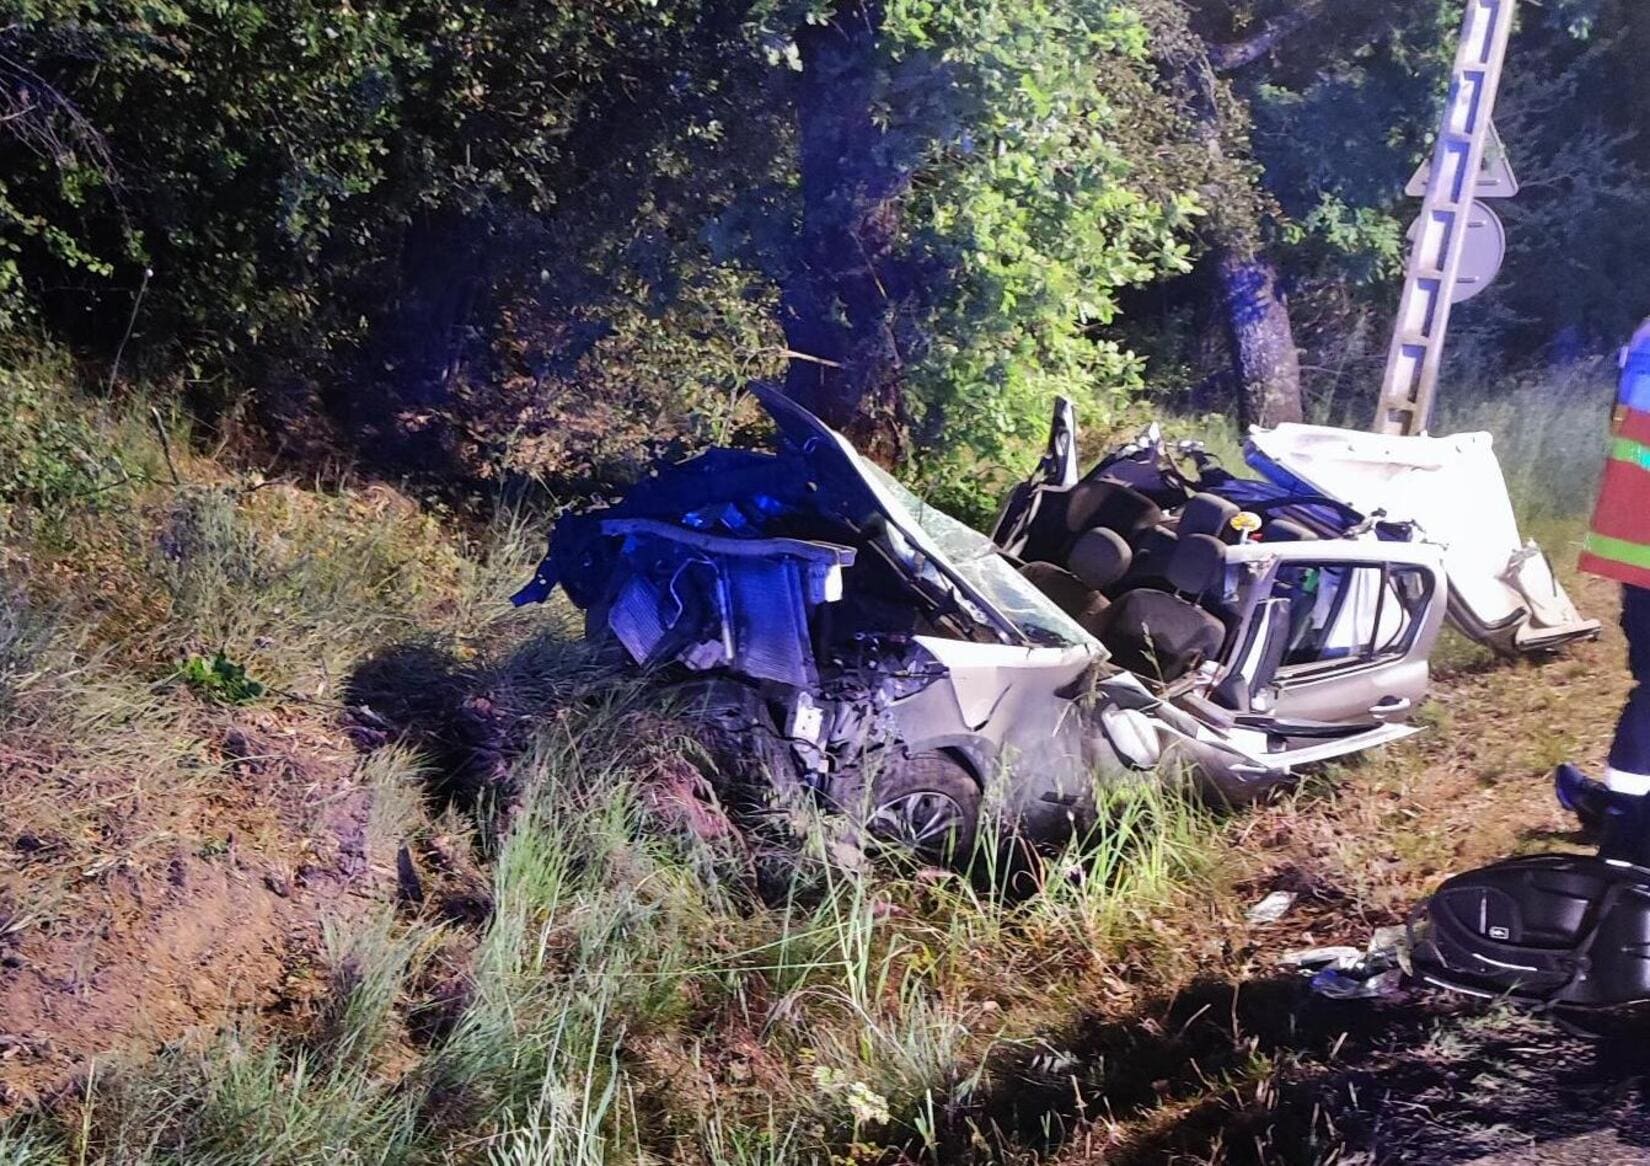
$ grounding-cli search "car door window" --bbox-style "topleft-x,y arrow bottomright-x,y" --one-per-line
1273,563 -> 1432,674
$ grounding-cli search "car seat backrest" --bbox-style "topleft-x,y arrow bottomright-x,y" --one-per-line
1068,528 -> 1132,592
1020,561 -> 1110,636
1098,583 -> 1225,685
1066,480 -> 1163,537
1180,492 -> 1241,541
1167,532 -> 1226,598
1113,526 -> 1178,592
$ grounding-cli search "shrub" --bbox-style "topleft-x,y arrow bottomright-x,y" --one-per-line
176,651 -> 266,705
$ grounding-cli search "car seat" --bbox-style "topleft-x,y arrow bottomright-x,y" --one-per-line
1019,480 -> 1163,570
1099,533 -> 1227,683
1108,491 -> 1238,594
1068,528 -> 1132,592
1020,562 -> 1110,636
1019,529 -> 1133,637
1116,526 -> 1178,592
1067,481 -> 1164,541
1179,492 -> 1242,542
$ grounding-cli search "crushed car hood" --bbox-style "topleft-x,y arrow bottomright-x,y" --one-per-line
513,386 -> 1103,669
755,387 -> 1081,649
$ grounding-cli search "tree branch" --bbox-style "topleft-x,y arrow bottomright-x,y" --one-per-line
1208,3 -> 1324,72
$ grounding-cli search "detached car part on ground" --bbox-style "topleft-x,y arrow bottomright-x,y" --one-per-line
1410,852 -> 1650,1014
514,389 -> 1594,862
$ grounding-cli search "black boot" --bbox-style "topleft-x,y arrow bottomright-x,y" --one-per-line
1597,789 -> 1650,866
1555,763 -> 1613,835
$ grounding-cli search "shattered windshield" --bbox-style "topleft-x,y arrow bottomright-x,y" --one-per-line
755,386 -> 1097,650
862,465 -> 1101,651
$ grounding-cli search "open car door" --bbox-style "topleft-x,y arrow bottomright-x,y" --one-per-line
1246,424 -> 1599,656
991,397 -> 1080,557
1182,537 -> 1450,774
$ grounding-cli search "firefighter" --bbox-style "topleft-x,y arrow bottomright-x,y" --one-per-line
1556,317 -> 1650,850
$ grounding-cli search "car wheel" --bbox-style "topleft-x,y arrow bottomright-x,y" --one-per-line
865,753 -> 981,865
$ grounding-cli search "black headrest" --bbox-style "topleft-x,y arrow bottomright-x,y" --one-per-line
1167,533 -> 1226,596
1266,519 -> 1318,542
1068,528 -> 1132,591
1180,492 -> 1241,540
1065,480 -> 1163,535
1020,561 -> 1108,626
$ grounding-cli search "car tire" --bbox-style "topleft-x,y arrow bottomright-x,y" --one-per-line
865,752 -> 981,866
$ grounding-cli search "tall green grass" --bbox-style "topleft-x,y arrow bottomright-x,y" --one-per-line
0,679 -> 1226,1164
1431,359 -> 1612,523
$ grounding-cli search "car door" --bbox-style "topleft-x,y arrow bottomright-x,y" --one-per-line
1227,539 -> 1449,730
1245,423 -> 1598,654
990,397 -> 1080,554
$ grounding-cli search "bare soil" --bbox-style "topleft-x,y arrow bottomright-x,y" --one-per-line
0,708 -> 383,1109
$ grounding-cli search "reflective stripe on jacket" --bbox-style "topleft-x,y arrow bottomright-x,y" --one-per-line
1581,340 -> 1650,589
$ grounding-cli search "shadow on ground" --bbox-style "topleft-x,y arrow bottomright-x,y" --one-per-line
341,631 -> 617,816
909,976 -> 1650,1164
342,631 -> 1650,1164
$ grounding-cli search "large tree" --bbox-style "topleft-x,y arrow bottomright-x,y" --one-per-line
735,0 -> 1210,511
1120,0 -> 1456,424
1151,3 -> 1308,427
779,1 -> 918,465
1217,0 -> 1649,408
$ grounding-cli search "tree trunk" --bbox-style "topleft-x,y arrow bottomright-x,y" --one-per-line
782,0 -> 911,465
1161,27 -> 1306,431
1216,246 -> 1304,428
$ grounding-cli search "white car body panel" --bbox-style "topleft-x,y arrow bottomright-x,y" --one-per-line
1247,423 -> 1599,652
913,636 -> 1093,729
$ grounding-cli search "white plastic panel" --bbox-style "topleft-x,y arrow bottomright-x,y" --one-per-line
1247,423 -> 1598,649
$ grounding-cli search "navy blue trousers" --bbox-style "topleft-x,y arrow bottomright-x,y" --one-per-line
1614,585 -> 1650,775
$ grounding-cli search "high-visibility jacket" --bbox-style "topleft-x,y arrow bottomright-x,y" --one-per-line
1582,319 -> 1650,590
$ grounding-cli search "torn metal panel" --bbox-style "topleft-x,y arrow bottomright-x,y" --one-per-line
1245,423 -> 1600,654
599,518 -> 854,686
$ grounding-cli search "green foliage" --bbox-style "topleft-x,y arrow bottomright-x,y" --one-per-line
177,651 -> 265,704
888,0 -> 1203,513
0,0 -> 1295,499
1241,0 -> 1456,278
0,360 -> 128,518
2,0 -> 1638,504
0,1 -> 696,375
1459,7 -> 1650,360
733,0 -> 1209,514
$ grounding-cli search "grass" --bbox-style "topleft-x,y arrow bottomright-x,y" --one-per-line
0,351 -> 1632,1163
2,685 -> 1227,1162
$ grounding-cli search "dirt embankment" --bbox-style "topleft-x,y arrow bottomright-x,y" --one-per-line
0,547 -> 1637,1161
0,709 -> 385,1108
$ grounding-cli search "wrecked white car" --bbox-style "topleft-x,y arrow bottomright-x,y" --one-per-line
514,389 -> 1583,861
